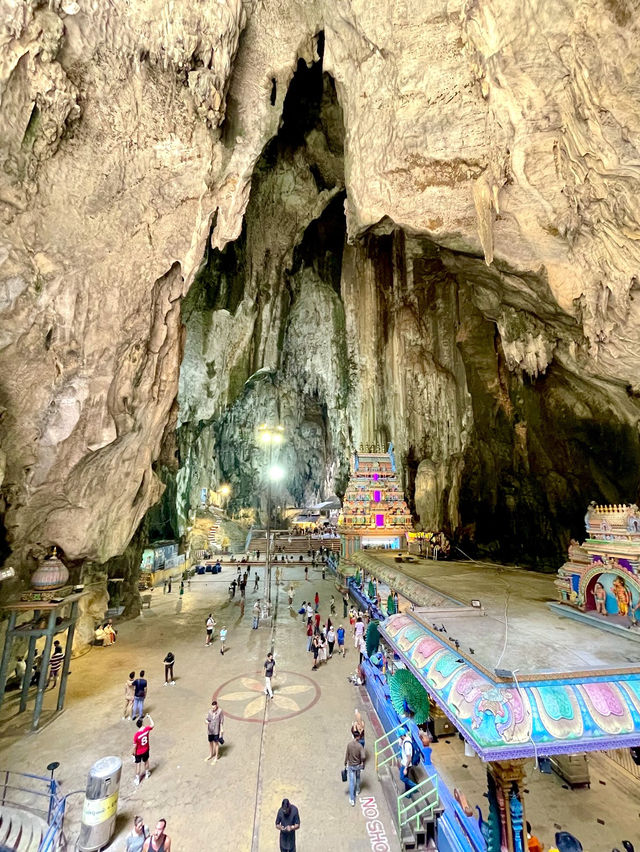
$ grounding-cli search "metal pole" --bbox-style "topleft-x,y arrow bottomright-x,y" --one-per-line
0,611 -> 17,711
20,623 -> 39,714
57,601 -> 78,712
265,441 -> 273,615
33,610 -> 56,730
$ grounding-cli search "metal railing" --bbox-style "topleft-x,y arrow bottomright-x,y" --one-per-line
374,721 -> 407,771
397,772 -> 439,832
0,769 -> 65,851
603,747 -> 640,781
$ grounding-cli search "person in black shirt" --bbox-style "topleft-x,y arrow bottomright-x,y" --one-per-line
275,798 -> 299,852
264,653 -> 275,698
163,652 -> 175,685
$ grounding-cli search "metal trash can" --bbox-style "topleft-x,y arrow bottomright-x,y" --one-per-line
78,756 -> 122,850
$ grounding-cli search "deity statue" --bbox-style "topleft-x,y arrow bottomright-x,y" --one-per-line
613,576 -> 632,616
593,581 -> 607,615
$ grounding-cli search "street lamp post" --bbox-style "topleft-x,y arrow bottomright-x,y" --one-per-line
258,425 -> 284,617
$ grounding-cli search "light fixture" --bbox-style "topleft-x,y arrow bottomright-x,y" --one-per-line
219,484 -> 231,496
269,464 -> 285,482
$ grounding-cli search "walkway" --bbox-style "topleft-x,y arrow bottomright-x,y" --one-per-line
0,566 -> 399,851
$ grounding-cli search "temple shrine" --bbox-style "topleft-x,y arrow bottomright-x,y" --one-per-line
554,502 -> 640,630
338,444 -> 413,559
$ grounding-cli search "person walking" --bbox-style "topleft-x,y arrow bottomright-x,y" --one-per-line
288,585 -> 295,607
46,640 -> 64,689
219,626 -> 227,655
357,633 -> 367,664
163,579 -> 167,594
205,614 -> 216,646
399,728 -> 417,793
275,798 -> 300,852
125,816 -> 149,852
142,819 -> 171,851
351,709 -> 365,746
306,602 -> 313,624
167,577 -> 172,594
132,714 -> 154,785
314,611 -> 321,632
264,652 -> 275,698
344,730 -> 366,806
314,591 -> 319,613
254,573 -> 260,592
343,593 -> 349,618
306,621 -> 313,652
330,595 -> 336,615
163,651 -> 175,685
132,671 -> 147,720
123,671 -> 135,720
304,564 -> 309,582
229,578 -> 237,598
354,615 -> 365,648
205,699 -> 224,762
311,635 -> 320,671
327,625 -> 336,658
337,624 -> 346,657
253,599 -> 261,629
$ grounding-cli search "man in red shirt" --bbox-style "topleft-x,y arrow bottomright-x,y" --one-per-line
132,714 -> 154,786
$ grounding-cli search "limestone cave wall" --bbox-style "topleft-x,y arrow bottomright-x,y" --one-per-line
2,0 -> 640,585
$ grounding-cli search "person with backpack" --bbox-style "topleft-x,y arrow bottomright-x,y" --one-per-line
399,728 -> 418,792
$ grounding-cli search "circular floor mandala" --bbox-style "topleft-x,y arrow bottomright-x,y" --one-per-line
214,670 -> 320,723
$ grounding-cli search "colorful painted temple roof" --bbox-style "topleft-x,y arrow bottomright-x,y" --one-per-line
338,445 -> 412,534
381,613 -> 640,761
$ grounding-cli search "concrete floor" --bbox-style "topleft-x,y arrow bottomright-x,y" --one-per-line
0,567 -> 401,851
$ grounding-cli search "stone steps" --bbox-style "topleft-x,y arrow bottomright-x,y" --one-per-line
0,805 -> 48,851
377,764 -> 440,851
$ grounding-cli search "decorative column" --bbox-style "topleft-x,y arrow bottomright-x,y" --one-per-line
487,760 -> 527,852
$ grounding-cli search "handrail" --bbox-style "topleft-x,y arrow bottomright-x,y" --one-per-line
39,796 -> 66,852
374,720 -> 407,771
397,772 -> 439,832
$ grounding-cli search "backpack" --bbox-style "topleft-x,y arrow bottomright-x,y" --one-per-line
411,740 -> 421,765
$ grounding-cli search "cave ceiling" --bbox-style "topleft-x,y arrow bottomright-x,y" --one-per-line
1,0 -> 640,580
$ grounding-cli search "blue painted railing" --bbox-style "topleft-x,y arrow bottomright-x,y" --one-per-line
0,768 -> 66,851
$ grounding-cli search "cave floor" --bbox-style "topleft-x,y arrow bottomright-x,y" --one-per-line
373,554 -> 640,675
0,568 -> 401,851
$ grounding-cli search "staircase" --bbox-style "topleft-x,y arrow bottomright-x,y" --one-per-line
0,805 -> 48,851
374,724 -> 442,850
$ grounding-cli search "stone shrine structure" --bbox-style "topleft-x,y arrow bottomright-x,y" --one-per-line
555,503 -> 640,627
338,444 -> 413,559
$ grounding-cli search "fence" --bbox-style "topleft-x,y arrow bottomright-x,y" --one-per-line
0,768 -> 65,851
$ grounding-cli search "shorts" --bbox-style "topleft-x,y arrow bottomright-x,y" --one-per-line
208,734 -> 221,743
134,750 -> 149,764
206,629 -> 213,636
338,639 -> 344,646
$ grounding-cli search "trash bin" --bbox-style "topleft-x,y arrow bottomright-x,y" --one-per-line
78,756 -> 122,851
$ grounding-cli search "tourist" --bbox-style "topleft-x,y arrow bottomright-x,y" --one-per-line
275,798 -> 300,852
304,564 -> 309,581
205,699 -> 224,762
179,580 -> 184,597
253,600 -> 261,629
239,575 -> 247,598
229,578 -> 237,598
103,620 -> 117,645
314,611 -> 321,632
142,819 -> 171,851
264,652 -> 275,698
46,641 -> 65,689
314,591 -> 319,613
357,633 -> 367,664
219,626 -> 227,655
162,651 -> 175,685
288,585 -> 295,607
354,616 -> 365,648
399,728 -> 417,792
254,573 -> 260,592
343,593 -> 349,617
14,656 -> 26,689
205,614 -> 216,646
344,729 -> 366,806
306,602 -> 313,624
327,624 -> 336,658
123,671 -> 135,720
126,816 -> 149,851
132,714 -> 154,785
526,822 -> 544,852
167,578 -> 172,593
311,635 -> 320,671
351,709 -> 365,746
349,607 -> 356,629
318,633 -> 328,664
132,670 -> 147,720
330,595 -> 336,615
306,620 -> 313,651
337,624 -> 346,657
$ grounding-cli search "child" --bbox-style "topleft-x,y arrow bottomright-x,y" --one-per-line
219,626 -> 227,655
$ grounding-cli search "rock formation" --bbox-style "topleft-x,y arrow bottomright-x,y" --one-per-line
2,0 -> 640,586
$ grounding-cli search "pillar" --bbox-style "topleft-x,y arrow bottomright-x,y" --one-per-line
0,611 -> 17,709
487,760 -> 527,852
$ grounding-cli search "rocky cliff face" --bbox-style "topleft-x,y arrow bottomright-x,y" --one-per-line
2,0 -> 640,582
